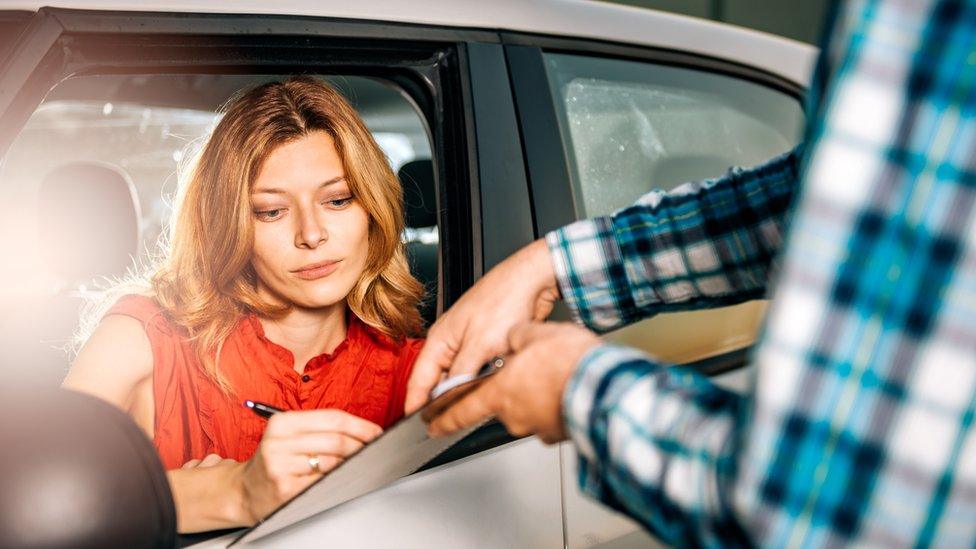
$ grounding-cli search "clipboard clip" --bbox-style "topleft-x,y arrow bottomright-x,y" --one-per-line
421,356 -> 505,422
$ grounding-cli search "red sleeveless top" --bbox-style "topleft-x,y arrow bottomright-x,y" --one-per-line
106,295 -> 423,470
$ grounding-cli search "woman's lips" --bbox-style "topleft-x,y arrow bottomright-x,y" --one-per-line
293,260 -> 341,280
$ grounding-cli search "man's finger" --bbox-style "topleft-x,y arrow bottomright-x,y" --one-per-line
447,335 -> 505,381
405,331 -> 459,414
427,379 -> 499,437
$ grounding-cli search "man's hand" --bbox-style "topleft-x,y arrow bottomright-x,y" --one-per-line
405,239 -> 561,414
427,322 -> 601,444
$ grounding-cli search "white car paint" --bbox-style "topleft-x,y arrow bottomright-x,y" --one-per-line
192,438 -> 564,548
3,0 -> 816,86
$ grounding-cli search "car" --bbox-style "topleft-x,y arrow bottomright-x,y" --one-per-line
0,1 -> 815,546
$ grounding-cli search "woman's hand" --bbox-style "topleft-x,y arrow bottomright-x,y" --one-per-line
181,453 -> 239,469
237,409 -> 383,524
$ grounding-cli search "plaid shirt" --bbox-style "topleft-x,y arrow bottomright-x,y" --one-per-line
547,1 -> 976,546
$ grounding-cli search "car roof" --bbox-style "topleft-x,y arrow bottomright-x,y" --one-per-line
5,0 -> 815,85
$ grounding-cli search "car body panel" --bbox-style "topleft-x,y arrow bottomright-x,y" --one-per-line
3,0 -> 816,85
185,439 -> 562,548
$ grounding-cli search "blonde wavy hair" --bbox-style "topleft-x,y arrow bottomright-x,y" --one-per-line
84,76 -> 425,391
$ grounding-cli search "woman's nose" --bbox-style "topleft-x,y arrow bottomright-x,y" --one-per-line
295,207 -> 328,249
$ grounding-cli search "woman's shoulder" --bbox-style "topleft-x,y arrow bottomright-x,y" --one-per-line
103,294 -> 176,337
381,336 -> 424,426
65,297 -> 160,409
351,314 -> 423,355
106,293 -> 161,315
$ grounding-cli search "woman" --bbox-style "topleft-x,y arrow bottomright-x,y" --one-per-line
63,76 -> 426,532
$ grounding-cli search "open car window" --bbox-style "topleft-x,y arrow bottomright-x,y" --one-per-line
0,73 -> 437,387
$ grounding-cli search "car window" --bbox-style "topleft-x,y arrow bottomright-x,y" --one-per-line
0,74 -> 436,386
544,53 -> 804,363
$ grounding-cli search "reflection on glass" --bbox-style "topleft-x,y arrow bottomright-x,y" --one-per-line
544,53 -> 804,363
546,53 -> 803,217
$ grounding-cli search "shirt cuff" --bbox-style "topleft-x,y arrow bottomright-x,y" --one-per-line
561,343 -> 658,463
546,218 -> 635,333
561,344 -> 662,503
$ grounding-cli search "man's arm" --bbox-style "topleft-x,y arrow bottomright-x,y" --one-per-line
407,147 -> 801,413
548,147 -> 801,333
425,322 -> 749,544
541,151 -> 802,542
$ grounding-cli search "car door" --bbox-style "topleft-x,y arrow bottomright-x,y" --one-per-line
0,8 -> 562,548
505,32 -> 811,547
220,40 -> 564,549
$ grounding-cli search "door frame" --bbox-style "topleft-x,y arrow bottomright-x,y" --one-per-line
0,7 -> 537,462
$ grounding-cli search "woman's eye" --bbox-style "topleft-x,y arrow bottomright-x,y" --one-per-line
325,196 -> 353,208
254,208 -> 284,221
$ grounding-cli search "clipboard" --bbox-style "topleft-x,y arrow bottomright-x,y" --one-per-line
231,360 -> 504,545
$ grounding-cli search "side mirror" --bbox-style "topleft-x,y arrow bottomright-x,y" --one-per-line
0,388 -> 176,548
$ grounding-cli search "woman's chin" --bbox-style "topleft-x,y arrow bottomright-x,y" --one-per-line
283,289 -> 349,311
257,275 -> 356,311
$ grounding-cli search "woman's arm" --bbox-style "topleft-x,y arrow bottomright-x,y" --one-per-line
63,315 -> 155,435
63,316 -> 250,531
63,317 -> 383,533
168,459 -> 251,531
168,409 -> 384,532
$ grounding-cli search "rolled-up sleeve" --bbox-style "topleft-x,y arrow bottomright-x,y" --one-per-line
563,344 -> 749,546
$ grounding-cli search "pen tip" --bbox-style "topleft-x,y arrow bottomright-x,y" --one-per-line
244,400 -> 255,408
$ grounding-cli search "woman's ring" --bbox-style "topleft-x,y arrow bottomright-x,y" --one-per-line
307,455 -> 322,474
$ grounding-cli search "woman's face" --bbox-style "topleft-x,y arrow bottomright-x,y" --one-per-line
250,131 -> 370,310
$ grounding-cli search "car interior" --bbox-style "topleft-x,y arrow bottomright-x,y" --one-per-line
0,73 -> 438,389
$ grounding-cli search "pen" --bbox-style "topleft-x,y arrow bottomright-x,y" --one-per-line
244,400 -> 283,419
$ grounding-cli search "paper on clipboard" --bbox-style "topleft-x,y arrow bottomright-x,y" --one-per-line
232,362 -> 503,545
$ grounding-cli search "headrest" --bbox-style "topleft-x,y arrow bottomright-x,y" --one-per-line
0,388 -> 176,548
398,159 -> 437,228
37,162 -> 140,283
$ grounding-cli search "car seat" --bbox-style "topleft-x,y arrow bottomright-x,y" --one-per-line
398,159 -> 438,327
37,162 -> 141,283
4,162 -> 142,387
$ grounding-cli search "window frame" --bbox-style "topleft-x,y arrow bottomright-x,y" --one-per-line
504,32 -> 806,376
0,8 -> 536,466
504,32 -> 804,234
0,8 -> 501,317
